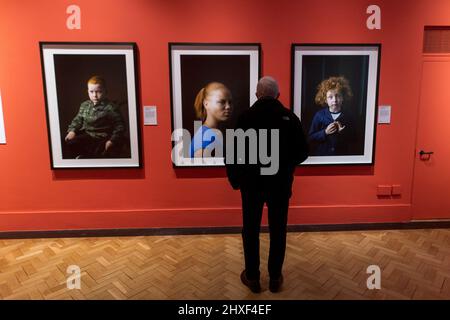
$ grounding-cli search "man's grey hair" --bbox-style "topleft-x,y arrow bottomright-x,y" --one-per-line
256,76 -> 279,99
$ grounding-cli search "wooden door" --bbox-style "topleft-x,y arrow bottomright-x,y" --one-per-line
412,55 -> 450,219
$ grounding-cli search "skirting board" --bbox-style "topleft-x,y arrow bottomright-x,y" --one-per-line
0,204 -> 412,232
1,220 -> 450,240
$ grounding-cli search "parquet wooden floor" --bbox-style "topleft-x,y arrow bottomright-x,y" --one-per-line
1,228 -> 450,300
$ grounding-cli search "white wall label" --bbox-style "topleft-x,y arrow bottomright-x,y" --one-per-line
378,105 -> 391,124
366,5 -> 381,30
144,106 -> 158,125
0,91 -> 6,144
66,5 -> 81,30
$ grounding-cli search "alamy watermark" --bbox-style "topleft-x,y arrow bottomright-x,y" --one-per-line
67,265 -> 81,290
172,121 -> 280,175
366,265 -> 381,290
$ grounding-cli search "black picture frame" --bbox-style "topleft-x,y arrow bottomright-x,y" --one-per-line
291,43 -> 381,165
169,43 -> 262,167
40,42 -> 142,169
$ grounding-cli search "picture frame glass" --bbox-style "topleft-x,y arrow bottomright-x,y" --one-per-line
292,45 -> 380,165
40,43 -> 141,168
170,44 -> 260,167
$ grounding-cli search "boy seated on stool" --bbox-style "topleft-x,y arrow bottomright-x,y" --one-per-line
65,75 -> 126,159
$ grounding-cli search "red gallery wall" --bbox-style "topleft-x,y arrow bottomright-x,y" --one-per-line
0,0 -> 446,231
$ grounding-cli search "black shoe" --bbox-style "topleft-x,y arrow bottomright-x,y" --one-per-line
240,270 -> 261,293
269,274 -> 283,293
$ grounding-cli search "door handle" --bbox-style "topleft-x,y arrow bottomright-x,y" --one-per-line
419,150 -> 434,160
419,150 -> 434,156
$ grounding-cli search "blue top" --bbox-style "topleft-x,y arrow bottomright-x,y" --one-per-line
190,125 -> 222,157
308,108 -> 355,156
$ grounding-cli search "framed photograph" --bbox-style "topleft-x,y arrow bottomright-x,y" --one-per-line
291,44 -> 381,165
0,90 -> 5,144
40,42 -> 141,169
169,43 -> 261,167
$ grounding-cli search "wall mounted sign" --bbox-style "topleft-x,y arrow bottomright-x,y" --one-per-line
0,91 -> 6,144
144,106 -> 157,125
378,105 -> 391,124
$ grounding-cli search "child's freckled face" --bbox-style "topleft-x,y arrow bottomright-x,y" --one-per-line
88,83 -> 106,105
326,89 -> 343,111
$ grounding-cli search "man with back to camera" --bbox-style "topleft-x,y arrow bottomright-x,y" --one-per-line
226,76 -> 309,293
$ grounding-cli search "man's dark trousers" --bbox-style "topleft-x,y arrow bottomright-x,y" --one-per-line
240,180 -> 291,281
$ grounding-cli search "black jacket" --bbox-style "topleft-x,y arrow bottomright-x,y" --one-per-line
226,97 -> 308,193
308,107 -> 356,156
